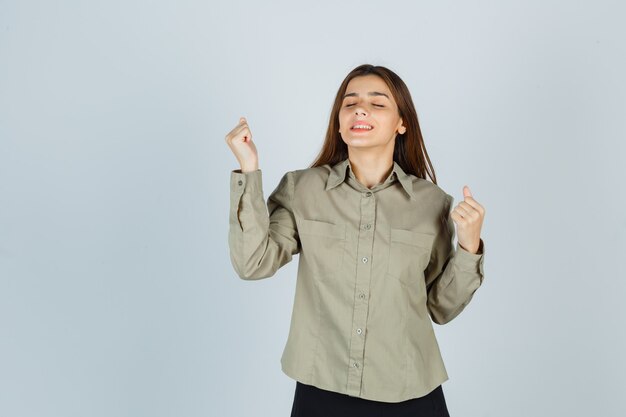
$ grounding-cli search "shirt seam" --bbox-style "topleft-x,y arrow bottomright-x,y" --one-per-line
308,275 -> 323,385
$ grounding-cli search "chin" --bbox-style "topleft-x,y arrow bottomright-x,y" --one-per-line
346,143 -> 384,152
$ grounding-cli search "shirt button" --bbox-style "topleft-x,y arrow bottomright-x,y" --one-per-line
237,180 -> 243,186
359,293 -> 365,299
356,328 -> 362,334
353,362 -> 359,368
364,224 -> 371,230
362,257 -> 368,263
365,191 -> 372,197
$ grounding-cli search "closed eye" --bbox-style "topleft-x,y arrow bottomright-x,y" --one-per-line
345,104 -> 384,107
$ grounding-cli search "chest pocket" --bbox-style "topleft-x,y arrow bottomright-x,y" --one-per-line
387,228 -> 435,286
298,219 -> 346,280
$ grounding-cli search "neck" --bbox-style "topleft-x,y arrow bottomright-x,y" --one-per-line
347,151 -> 394,189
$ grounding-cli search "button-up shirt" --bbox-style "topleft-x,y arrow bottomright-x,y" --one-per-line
228,156 -> 485,403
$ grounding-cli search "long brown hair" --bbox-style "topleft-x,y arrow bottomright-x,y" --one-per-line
309,64 -> 438,185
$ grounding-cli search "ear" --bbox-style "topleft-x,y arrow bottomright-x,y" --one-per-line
398,119 -> 406,135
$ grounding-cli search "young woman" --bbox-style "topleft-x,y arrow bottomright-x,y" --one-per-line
225,64 -> 486,417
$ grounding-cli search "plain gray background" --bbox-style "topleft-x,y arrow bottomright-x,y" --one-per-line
1,1 -> 625,416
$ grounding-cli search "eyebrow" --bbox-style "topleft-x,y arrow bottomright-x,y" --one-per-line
343,91 -> 390,100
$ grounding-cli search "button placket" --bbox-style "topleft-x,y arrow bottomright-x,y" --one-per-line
347,189 -> 376,396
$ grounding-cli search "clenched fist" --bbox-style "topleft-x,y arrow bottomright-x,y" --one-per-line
451,185 -> 485,254
225,116 -> 259,172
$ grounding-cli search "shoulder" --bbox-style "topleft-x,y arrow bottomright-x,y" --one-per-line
407,175 -> 452,209
290,164 -> 331,188
271,165 -> 330,196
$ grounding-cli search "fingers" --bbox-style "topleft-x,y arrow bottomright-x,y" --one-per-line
225,117 -> 252,143
225,121 -> 243,140
461,196 -> 485,216
233,124 -> 251,140
237,116 -> 248,130
452,201 -> 481,221
451,206 -> 475,227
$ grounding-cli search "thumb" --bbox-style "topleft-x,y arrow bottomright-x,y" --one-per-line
463,185 -> 472,199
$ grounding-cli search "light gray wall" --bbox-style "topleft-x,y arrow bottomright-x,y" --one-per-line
1,1 -> 625,416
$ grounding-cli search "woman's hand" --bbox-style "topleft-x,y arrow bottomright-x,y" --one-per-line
225,116 -> 259,172
451,186 -> 485,254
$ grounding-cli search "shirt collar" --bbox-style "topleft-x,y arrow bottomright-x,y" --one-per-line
325,157 -> 416,201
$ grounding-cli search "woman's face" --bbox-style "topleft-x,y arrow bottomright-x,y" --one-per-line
338,74 -> 405,152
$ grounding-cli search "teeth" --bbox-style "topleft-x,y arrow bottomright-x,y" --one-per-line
353,125 -> 372,130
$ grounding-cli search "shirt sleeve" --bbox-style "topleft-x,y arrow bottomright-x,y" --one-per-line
425,193 -> 485,325
228,168 -> 300,280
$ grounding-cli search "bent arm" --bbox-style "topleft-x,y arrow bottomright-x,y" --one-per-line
425,193 -> 485,324
228,169 -> 300,280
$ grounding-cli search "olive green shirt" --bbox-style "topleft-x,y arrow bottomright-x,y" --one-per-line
228,157 -> 485,403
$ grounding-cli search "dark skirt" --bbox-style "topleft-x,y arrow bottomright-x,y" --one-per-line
290,381 -> 451,417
